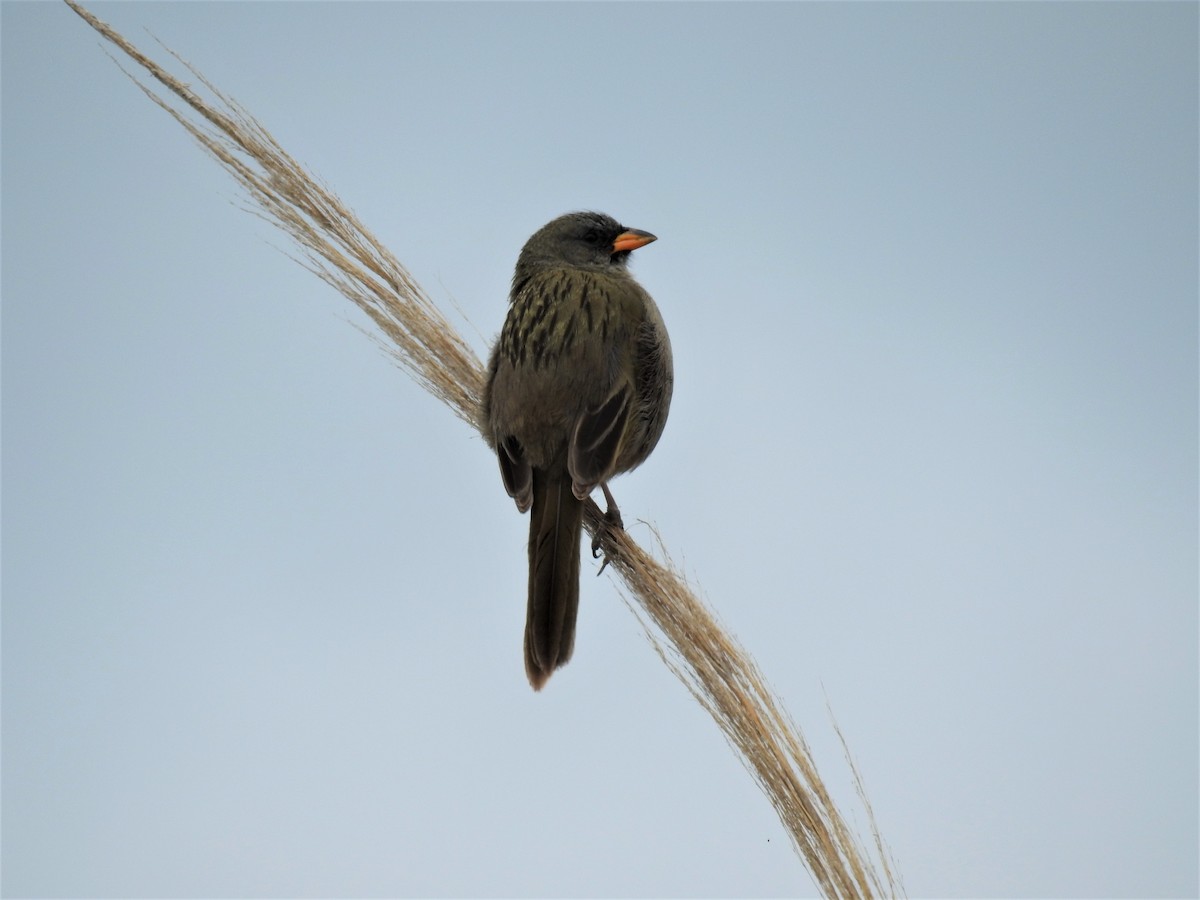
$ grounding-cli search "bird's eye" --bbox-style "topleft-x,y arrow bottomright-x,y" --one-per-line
582,229 -> 602,246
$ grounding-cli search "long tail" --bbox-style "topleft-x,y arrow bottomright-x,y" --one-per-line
524,468 -> 583,690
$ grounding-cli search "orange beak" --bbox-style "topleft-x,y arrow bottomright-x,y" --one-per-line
612,228 -> 657,253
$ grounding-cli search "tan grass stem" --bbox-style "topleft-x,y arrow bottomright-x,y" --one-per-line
65,3 -> 902,896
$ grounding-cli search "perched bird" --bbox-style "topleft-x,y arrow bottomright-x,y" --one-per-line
483,211 -> 673,690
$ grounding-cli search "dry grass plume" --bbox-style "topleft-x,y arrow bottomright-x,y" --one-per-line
66,2 -> 903,896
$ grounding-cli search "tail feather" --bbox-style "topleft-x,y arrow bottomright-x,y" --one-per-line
524,468 -> 583,690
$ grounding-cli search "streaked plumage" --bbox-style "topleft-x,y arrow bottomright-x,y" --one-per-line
483,211 -> 673,690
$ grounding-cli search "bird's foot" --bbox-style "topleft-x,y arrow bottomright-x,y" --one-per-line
592,484 -> 624,575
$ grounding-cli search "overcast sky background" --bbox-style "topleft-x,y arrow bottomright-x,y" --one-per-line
3,2 -> 1197,897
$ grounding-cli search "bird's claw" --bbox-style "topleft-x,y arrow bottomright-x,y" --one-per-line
591,484 -> 624,575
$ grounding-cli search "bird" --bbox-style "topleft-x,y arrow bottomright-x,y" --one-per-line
483,211 -> 673,690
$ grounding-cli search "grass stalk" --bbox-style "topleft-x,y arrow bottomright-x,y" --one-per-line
66,3 -> 902,895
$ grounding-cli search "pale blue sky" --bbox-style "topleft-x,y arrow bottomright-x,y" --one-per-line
3,2 -> 1197,897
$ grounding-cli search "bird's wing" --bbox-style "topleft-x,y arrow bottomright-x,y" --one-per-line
567,382 -> 631,499
498,434 -> 533,513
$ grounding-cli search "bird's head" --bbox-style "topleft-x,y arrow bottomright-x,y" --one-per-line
516,211 -> 656,274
